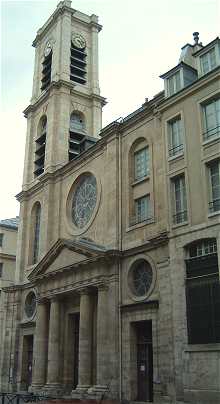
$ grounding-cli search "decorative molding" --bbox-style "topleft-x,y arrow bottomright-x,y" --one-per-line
120,299 -> 159,312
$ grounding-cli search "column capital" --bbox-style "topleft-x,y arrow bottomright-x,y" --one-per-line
97,282 -> 109,291
78,287 -> 90,296
36,297 -> 48,304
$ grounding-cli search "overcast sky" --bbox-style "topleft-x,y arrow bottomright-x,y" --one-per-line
1,0 -> 220,219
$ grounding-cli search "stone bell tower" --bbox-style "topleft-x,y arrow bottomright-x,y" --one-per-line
22,0 -> 106,188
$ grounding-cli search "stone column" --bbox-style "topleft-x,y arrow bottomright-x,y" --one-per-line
31,300 -> 48,391
46,298 -> 60,389
95,283 -> 109,390
76,288 -> 93,391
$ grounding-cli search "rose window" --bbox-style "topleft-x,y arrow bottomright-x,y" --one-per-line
72,174 -> 97,228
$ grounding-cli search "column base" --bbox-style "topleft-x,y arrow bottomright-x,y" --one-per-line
71,385 -> 91,398
30,383 -> 45,394
43,383 -> 63,396
87,385 -> 109,399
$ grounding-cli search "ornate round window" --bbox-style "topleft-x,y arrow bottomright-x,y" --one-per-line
72,174 -> 97,228
24,292 -> 36,318
131,260 -> 153,297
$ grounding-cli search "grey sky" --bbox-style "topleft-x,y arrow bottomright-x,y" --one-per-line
1,0 -> 220,219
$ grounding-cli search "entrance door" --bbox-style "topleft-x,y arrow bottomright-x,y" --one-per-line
73,313 -> 80,388
136,321 -> 153,402
21,335 -> 33,389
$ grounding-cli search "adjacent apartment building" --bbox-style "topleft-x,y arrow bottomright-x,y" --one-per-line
0,217 -> 19,382
0,1 -> 219,403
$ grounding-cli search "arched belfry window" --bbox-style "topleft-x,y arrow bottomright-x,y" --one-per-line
185,238 -> 220,344
70,112 -> 86,133
32,203 -> 41,264
41,42 -> 52,91
34,116 -> 47,177
69,112 -> 89,161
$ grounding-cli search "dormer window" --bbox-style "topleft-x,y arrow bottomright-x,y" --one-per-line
200,48 -> 217,74
160,62 -> 197,97
167,71 -> 181,96
193,37 -> 220,77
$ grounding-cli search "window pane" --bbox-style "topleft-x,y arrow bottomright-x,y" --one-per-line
210,162 -> 220,202
210,48 -> 217,69
175,71 -> 181,91
169,117 -> 183,156
201,53 -> 209,74
135,195 -> 151,222
134,147 -> 149,180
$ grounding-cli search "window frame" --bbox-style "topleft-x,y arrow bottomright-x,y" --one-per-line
202,96 -> 220,143
0,234 -> 3,247
131,194 -> 151,225
0,262 -> 3,277
172,174 -> 188,224
200,47 -> 217,75
167,70 -> 182,96
208,160 -> 220,214
134,146 -> 150,181
167,115 -> 184,158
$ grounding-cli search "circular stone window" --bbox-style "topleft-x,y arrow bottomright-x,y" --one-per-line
131,260 -> 153,297
72,174 -> 97,228
24,292 -> 37,319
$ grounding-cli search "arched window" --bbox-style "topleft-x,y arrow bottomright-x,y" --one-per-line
41,42 -> 52,91
32,203 -> 41,264
185,238 -> 220,344
69,112 -> 86,161
34,116 -> 47,177
70,112 -> 85,132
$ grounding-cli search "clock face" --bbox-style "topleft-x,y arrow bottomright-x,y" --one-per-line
72,174 -> 97,228
72,34 -> 86,49
44,42 -> 52,57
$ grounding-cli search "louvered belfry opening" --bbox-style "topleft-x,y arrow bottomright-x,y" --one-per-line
41,51 -> 52,91
69,113 -> 96,161
70,42 -> 87,85
34,116 -> 47,177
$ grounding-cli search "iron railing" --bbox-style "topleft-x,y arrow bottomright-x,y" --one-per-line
169,143 -> 184,157
203,125 -> 220,142
0,392 -> 55,404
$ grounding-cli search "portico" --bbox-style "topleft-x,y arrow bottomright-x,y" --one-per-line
27,238 -> 119,396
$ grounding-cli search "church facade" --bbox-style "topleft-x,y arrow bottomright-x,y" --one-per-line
1,1 -> 220,403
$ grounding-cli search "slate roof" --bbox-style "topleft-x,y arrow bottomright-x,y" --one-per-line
0,216 -> 19,230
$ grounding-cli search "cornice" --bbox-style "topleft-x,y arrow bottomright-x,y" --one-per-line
16,137 -> 109,201
24,81 -> 106,117
122,232 -> 169,256
32,5 -> 73,47
0,252 -> 16,261
120,299 -> 159,311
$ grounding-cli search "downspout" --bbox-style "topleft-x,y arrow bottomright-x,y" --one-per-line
117,129 -> 123,401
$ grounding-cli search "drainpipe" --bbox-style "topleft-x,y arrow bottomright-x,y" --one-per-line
117,130 -> 123,401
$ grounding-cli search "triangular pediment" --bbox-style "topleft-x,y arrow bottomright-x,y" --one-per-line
45,247 -> 87,274
28,238 -> 112,281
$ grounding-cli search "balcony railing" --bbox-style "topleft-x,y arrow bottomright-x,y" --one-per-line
169,143 -> 184,157
203,125 -> 220,142
209,198 -> 220,213
173,210 -> 187,224
130,214 -> 153,227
